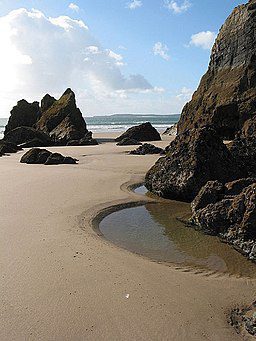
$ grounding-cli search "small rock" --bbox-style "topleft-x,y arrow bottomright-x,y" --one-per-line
129,143 -> 164,155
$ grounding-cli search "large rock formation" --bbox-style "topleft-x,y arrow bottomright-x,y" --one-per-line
145,126 -> 245,202
36,88 -> 88,144
178,0 -> 256,140
115,122 -> 161,142
4,100 -> 40,135
3,89 -> 96,147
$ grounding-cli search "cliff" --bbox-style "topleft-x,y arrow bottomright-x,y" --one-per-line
178,0 -> 256,139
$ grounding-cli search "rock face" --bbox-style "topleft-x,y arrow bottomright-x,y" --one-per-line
130,143 -> 164,155
4,100 -> 40,135
227,115 -> 256,175
36,89 -> 88,144
178,0 -> 256,140
190,178 -> 256,260
20,148 -> 77,165
115,123 -> 161,142
145,126 -> 245,202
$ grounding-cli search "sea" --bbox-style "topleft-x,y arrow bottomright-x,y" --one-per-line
0,114 -> 180,139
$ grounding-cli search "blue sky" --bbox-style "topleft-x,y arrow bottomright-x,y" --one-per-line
0,0 -> 245,117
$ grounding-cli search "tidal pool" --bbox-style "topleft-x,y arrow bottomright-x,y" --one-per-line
99,201 -> 256,278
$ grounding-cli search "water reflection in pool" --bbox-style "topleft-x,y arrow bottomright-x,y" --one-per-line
99,202 -> 256,278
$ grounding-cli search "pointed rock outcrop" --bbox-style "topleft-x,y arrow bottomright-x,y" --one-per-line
36,88 -> 88,144
178,1 -> 256,139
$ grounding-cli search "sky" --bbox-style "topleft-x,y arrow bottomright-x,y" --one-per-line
0,0 -> 245,117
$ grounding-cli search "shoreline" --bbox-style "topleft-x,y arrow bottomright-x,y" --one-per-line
0,133 -> 255,340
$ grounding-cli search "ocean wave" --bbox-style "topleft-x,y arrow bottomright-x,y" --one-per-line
87,124 -> 172,133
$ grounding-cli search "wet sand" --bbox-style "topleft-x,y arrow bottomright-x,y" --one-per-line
0,133 -> 255,340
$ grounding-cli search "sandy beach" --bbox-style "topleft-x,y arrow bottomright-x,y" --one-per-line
0,133 -> 255,341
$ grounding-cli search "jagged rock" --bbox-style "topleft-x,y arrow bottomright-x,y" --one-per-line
41,94 -> 56,112
36,88 -> 88,145
190,179 -> 256,260
4,100 -> 40,135
145,126 -> 245,202
225,177 -> 256,196
129,143 -> 164,155
178,1 -> 256,139
191,180 -> 224,213
116,138 -> 141,146
0,140 -> 21,156
191,183 -> 256,237
20,148 -> 51,164
44,153 -> 77,165
66,133 -> 98,146
163,124 -> 177,136
20,148 -> 77,165
229,302 -> 256,336
115,122 -> 161,142
3,126 -> 52,146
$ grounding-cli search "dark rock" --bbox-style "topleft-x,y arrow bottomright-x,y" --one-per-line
4,100 -> 40,135
191,179 -> 256,255
116,138 -> 142,146
191,180 -> 224,213
20,148 -> 77,165
225,177 -> 256,196
129,143 -> 164,155
0,140 -> 21,156
41,94 -> 56,112
67,136 -> 98,146
177,2 -> 256,139
145,126 -> 245,202
19,138 -> 50,148
36,88 -> 88,144
4,126 -> 52,146
20,148 -> 51,164
191,198 -> 233,235
44,153 -> 76,165
115,122 -> 161,142
228,136 -> 256,176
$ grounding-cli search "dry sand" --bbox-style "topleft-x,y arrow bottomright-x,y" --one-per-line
0,133 -> 255,340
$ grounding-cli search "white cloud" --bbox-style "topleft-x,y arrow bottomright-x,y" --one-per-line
153,42 -> 170,61
164,0 -> 191,14
0,8 -> 161,116
126,0 -> 143,10
190,31 -> 216,50
68,3 -> 80,12
176,87 -> 193,101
